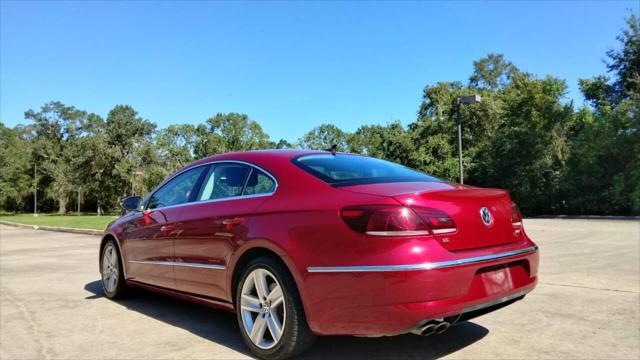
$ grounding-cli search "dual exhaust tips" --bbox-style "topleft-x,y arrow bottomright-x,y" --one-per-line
411,321 -> 450,336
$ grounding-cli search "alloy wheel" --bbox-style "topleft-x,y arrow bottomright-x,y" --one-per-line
101,244 -> 119,293
240,268 -> 286,349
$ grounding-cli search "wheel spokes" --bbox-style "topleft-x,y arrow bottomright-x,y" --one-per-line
241,294 -> 261,313
266,284 -> 283,308
250,315 -> 268,344
266,314 -> 283,341
109,272 -> 117,291
103,273 -> 111,290
240,267 -> 287,349
105,248 -> 113,267
253,270 -> 269,301
102,246 -> 118,293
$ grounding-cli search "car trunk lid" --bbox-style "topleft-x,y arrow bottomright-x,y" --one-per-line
339,182 -> 520,251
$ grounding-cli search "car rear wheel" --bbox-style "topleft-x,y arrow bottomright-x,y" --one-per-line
101,239 -> 129,299
236,257 -> 315,359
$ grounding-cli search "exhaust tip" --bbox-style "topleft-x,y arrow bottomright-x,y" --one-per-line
434,322 -> 450,334
421,324 -> 437,336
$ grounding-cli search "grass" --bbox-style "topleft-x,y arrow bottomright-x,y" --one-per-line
0,213 -> 119,230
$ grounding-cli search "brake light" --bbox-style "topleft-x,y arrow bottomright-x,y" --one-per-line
512,202 -> 522,228
412,207 -> 457,234
341,205 -> 456,236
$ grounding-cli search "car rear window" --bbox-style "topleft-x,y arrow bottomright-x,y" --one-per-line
293,154 -> 441,186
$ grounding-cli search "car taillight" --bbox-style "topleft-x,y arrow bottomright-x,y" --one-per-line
411,207 -> 457,234
512,202 -> 522,227
340,205 -> 456,236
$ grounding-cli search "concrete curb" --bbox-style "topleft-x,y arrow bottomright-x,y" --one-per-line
533,215 -> 640,221
0,220 -> 103,236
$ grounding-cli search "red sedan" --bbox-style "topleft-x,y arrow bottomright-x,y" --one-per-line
100,150 -> 539,359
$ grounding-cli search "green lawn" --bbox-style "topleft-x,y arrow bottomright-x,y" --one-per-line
0,213 -> 119,230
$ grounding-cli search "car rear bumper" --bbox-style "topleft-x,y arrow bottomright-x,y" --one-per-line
302,241 -> 539,336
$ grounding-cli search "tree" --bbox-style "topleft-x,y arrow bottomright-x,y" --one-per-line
411,80 -> 492,180
70,113 -> 112,214
562,103 -> 639,214
104,105 -> 156,208
298,124 -> 348,151
469,54 -> 520,91
411,58 -> 578,215
480,74 -> 575,214
0,123 -> 33,211
275,139 -> 292,149
606,12 -> 640,101
25,102 -> 88,213
579,76 -> 617,107
565,13 -> 640,215
156,124 -> 197,169
194,113 -> 271,157
348,122 -> 414,165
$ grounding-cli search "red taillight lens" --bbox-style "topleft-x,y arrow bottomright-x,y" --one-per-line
366,207 -> 430,235
512,202 -> 522,227
341,205 -> 456,236
411,207 -> 457,234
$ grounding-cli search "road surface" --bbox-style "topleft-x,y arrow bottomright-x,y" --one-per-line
1,219 -> 638,359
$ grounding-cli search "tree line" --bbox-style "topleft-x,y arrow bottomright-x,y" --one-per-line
1,14 -> 638,216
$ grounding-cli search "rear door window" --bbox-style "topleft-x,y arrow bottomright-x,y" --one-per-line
242,169 -> 276,195
197,164 -> 251,201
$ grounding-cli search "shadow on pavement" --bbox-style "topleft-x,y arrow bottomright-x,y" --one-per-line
85,280 -> 489,359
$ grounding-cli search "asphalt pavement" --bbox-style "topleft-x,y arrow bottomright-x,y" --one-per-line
1,219 -> 638,359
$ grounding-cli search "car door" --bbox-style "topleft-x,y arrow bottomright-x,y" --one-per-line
122,166 -> 207,289
172,162 -> 277,299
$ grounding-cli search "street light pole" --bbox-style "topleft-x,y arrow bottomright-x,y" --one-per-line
132,171 -> 144,196
33,153 -> 50,217
455,95 -> 482,184
456,102 -> 464,184
33,162 -> 37,217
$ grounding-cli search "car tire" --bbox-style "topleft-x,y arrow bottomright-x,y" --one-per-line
236,257 -> 315,360
100,239 -> 130,299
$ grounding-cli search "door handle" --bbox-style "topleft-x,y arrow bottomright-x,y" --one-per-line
222,217 -> 244,226
160,224 -> 177,235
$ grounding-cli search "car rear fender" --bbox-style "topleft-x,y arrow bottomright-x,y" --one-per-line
226,239 -> 304,306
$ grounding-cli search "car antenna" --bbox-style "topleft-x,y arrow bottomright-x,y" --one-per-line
325,144 -> 337,155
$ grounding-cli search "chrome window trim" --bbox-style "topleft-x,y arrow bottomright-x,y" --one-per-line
128,260 -> 226,270
144,160 -> 278,212
306,246 -> 538,273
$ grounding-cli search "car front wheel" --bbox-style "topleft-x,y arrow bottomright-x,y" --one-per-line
236,257 -> 315,359
100,239 -> 129,299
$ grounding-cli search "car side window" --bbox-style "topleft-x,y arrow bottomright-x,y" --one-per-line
197,164 -> 251,201
242,169 -> 276,195
147,167 -> 205,210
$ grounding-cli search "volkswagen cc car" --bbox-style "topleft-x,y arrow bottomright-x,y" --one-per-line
100,149 -> 539,359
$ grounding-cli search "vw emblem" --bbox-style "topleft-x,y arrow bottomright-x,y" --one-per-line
480,207 -> 493,226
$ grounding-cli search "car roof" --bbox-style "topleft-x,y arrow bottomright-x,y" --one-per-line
185,149 -> 332,169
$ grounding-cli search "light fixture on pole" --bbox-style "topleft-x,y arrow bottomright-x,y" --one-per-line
456,94 -> 481,184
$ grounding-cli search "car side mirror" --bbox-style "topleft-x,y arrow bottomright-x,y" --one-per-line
121,196 -> 142,212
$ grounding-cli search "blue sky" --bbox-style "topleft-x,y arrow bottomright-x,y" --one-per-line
0,1 -> 635,142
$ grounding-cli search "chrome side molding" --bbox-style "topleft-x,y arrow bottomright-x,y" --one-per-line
128,260 -> 226,270
306,246 -> 538,273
